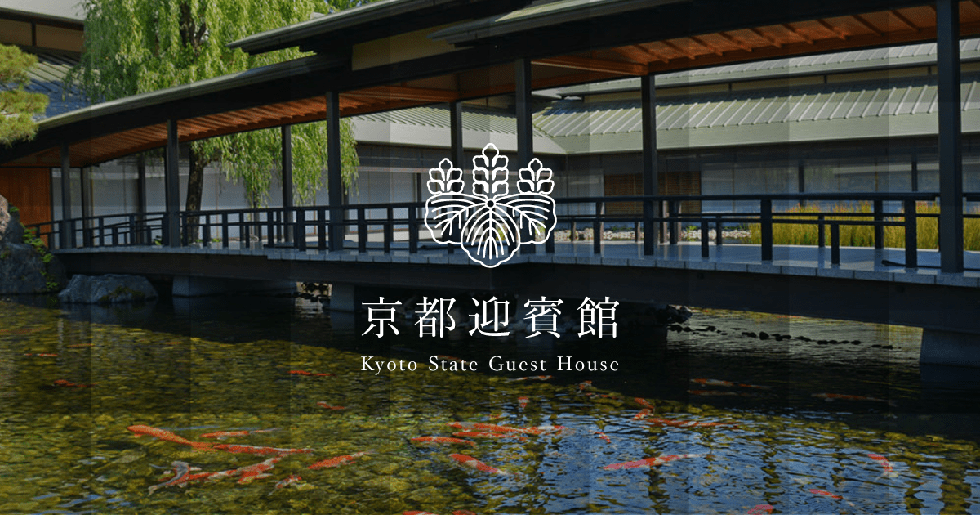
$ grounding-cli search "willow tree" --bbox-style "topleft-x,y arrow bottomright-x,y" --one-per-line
69,0 -> 358,236
0,44 -> 49,146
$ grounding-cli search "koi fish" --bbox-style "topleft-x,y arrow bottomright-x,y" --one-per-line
868,453 -> 897,477
270,474 -> 302,494
128,425 -> 214,450
213,444 -> 313,455
578,380 -> 592,391
411,437 -> 476,447
635,409 -> 654,420
404,512 -> 439,515
449,454 -> 511,476
808,489 -> 842,500
595,431 -> 611,444
317,402 -> 346,410
288,370 -> 334,377
691,378 -> 769,389
148,461 -> 216,494
446,422 -> 526,434
688,389 -> 745,397
812,393 -> 896,405
234,457 -> 281,484
200,428 -> 279,439
25,353 -> 58,357
505,375 -> 552,382
53,379 -> 96,388
635,397 -> 655,409
308,451 -> 370,470
746,504 -> 774,514
453,511 -> 478,515
643,418 -> 736,429
518,396 -> 528,410
604,453 -> 703,470
452,432 -> 529,441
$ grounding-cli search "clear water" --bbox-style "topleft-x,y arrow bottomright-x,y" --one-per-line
1,294 -> 978,514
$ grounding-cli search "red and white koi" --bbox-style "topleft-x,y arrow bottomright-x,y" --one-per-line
452,431 -> 528,441
412,436 -> 476,447
690,378 -> 769,389
634,397 -> 655,409
128,424 -> 214,450
518,396 -> 529,410
453,511 -> 478,515
808,488 -> 842,500
604,453 -> 703,470
450,454 -> 511,476
634,409 -> 654,420
578,380 -> 592,391
234,457 -> 282,483
270,474 -> 302,494
213,444 -> 313,456
200,428 -> 279,439
25,352 -> 58,357
149,461 -> 216,494
446,422 -> 526,434
868,453 -> 897,477
746,504 -> 774,514
594,431 -> 611,444
316,402 -> 346,410
308,451 -> 370,470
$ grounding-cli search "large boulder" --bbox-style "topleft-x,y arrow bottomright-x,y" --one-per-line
0,194 -> 63,294
58,274 -> 158,304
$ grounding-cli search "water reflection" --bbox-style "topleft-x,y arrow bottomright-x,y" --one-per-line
0,295 -> 977,514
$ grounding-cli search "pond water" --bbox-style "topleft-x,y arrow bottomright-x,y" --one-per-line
1,293 -> 979,514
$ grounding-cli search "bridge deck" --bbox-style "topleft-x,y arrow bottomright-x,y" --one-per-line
54,240 -> 980,288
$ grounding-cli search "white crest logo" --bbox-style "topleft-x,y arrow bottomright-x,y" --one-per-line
424,143 -> 557,268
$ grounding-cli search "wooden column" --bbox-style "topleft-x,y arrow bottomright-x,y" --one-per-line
515,58 -> 536,253
937,0 -> 963,273
282,125 -> 294,243
326,92 -> 344,251
641,73 -> 659,255
59,142 -> 70,249
164,119 -> 181,247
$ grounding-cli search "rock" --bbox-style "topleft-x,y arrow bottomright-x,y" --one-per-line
58,274 -> 158,304
0,196 -> 64,294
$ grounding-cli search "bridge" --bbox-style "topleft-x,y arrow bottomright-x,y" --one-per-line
30,191 -> 980,367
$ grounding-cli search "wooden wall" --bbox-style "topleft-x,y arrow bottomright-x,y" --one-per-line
0,168 -> 51,227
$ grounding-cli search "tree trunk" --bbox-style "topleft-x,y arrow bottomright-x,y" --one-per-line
184,147 -> 205,243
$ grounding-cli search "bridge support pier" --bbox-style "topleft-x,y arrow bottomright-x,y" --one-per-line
172,275 -> 294,297
920,329 -> 980,367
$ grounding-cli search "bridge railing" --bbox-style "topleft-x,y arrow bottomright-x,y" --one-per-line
29,192 -> 980,271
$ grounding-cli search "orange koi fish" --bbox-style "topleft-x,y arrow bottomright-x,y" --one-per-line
412,437 -> 476,447
505,375 -> 552,382
234,457 -> 281,483
812,393 -> 895,405
317,402 -> 346,410
449,454 -> 511,476
128,425 -> 214,450
595,431 -> 611,444
453,511 -> 478,515
868,453 -> 897,477
213,444 -> 313,455
635,409 -> 654,420
604,453 -> 702,470
643,418 -> 736,429
518,396 -> 529,410
270,474 -> 302,494
452,432 -> 529,441
446,422 -> 526,434
308,451 -> 370,470
808,489 -> 842,500
149,461 -> 216,494
200,428 -> 279,439
53,379 -> 96,388
404,512 -> 439,515
25,353 -> 58,357
746,504 -> 774,514
578,380 -> 592,391
634,397 -> 655,409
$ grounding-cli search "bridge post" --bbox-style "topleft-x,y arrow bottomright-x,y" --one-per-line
515,58 -> 536,254
282,125 -> 294,244
164,119 -> 181,247
641,73 -> 659,255
59,142 -> 71,250
937,0 -> 964,273
327,92 -> 345,252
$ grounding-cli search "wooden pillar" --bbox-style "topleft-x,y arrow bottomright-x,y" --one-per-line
641,73 -> 659,255
515,58 -> 536,253
282,125 -> 294,243
937,0 -> 964,273
326,92 -> 344,251
164,119 -> 181,247
60,142 -> 70,249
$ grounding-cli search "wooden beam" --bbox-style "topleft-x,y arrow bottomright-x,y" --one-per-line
890,10 -> 921,32
717,32 -> 754,52
690,35 -> 724,56
660,39 -> 697,60
817,19 -> 849,40
608,45 -> 658,65
852,14 -> 884,36
355,85 -> 459,102
783,23 -> 813,44
751,27 -> 782,48
533,55 -> 647,75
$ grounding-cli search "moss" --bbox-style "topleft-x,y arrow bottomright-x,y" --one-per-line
98,285 -> 147,304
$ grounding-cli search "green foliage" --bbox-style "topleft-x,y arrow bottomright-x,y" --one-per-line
0,44 -> 50,146
68,0 -> 359,206
22,226 -> 59,292
747,202 -> 980,251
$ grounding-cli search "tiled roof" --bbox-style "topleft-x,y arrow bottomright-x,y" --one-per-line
21,50 -> 88,119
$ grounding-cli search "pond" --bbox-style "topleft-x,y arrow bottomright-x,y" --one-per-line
1,293 -> 978,514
